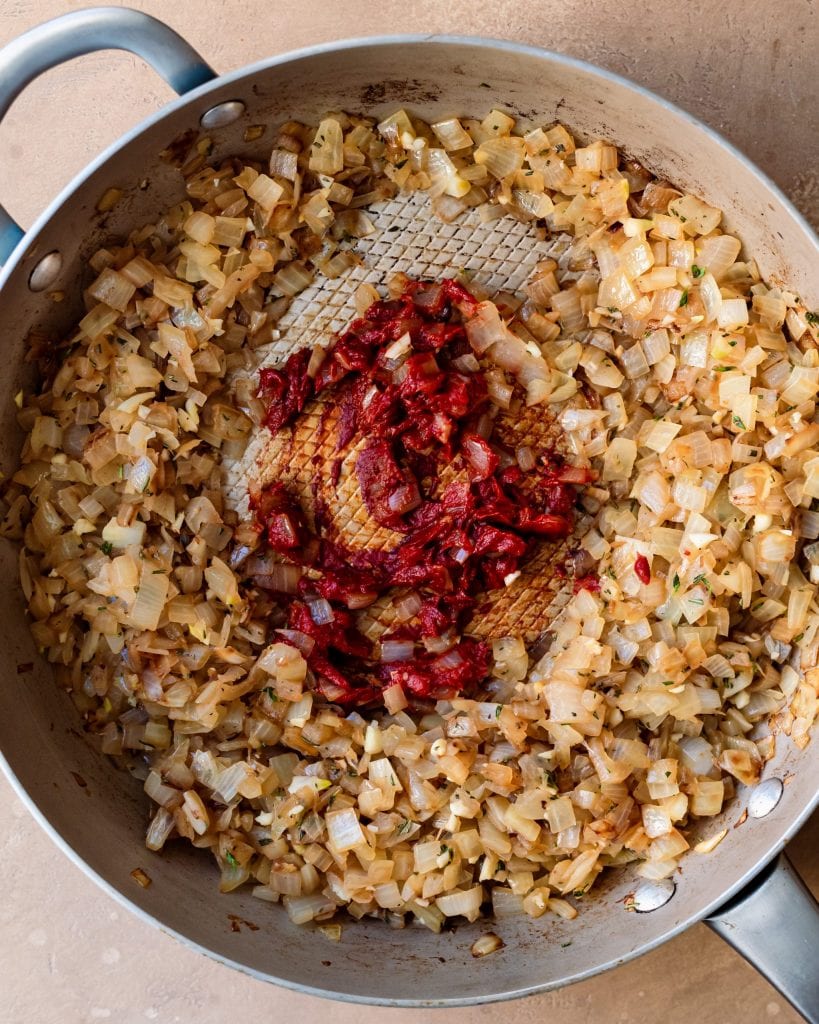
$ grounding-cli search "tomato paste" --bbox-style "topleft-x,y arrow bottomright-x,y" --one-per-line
254,279 -> 587,706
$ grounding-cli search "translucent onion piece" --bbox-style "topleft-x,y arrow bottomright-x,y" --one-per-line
326,807 -> 366,851
380,640 -> 415,662
431,117 -> 473,151
307,598 -> 334,625
465,301 -> 506,354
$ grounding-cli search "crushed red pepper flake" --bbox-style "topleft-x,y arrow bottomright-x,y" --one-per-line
634,555 -> 651,585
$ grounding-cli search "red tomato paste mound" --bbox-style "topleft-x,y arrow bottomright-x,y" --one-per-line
253,279 -> 590,706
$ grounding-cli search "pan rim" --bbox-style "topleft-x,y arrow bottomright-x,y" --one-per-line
0,29 -> 817,1007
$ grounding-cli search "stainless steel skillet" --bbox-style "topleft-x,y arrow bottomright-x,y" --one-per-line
0,7 -> 817,1017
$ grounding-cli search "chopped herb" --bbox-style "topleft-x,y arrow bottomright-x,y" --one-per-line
396,818 -> 413,835
258,837 -> 272,847
495,704 -> 502,718
496,860 -> 506,873
263,687 -> 278,701
672,573 -> 680,592
693,572 -> 712,592
661,680 -> 675,687
688,597 -> 705,606
561,941 -> 572,948
713,365 -> 731,372
679,289 -> 689,307
101,541 -> 113,556
225,851 -> 238,868
691,264 -> 704,278
151,569 -> 165,575
733,415 -> 746,430
665,771 -> 672,777
555,143 -> 565,153
806,312 -> 819,325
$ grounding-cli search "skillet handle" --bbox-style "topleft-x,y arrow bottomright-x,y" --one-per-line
706,853 -> 819,1022
0,6 -> 216,266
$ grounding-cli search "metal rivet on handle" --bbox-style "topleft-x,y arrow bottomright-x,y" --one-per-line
199,100 -> 245,129
28,251 -> 62,292
631,878 -> 675,913
747,777 -> 784,818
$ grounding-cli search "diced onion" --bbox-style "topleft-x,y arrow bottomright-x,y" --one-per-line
380,640 -> 415,662
284,893 -> 337,925
431,118 -> 473,151
102,517 -> 145,549
471,932 -> 504,957
253,562 -> 302,594
309,118 -> 344,175
516,446 -> 536,471
699,272 -> 722,322
307,598 -> 334,625
436,885 -> 483,920
475,137 -> 525,180
387,482 -> 421,514
382,683 -> 408,714
326,807 -> 366,851
466,302 -> 506,354
276,629 -> 316,658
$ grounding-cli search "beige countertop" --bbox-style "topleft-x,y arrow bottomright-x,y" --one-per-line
0,2 -> 817,1022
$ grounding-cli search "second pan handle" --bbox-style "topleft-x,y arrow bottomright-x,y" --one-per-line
706,853 -> 819,1022
0,6 -> 216,265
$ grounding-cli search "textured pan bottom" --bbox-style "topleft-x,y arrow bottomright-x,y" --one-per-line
225,190 -> 584,644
